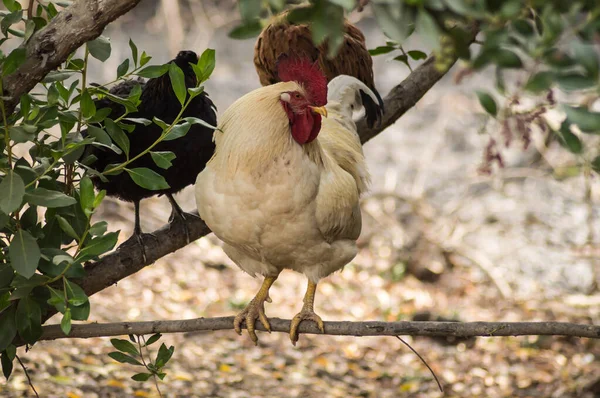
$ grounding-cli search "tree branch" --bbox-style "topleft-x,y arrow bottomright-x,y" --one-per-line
39,317 -> 600,341
2,0 -> 141,115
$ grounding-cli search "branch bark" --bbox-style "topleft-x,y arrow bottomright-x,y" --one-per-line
39,317 -> 600,341
1,0 -> 141,115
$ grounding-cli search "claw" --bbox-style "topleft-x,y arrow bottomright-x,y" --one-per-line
233,299 -> 271,344
290,280 -> 324,345
129,232 -> 157,264
290,309 -> 325,345
232,275 -> 278,344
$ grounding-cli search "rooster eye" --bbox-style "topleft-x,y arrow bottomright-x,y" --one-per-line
294,93 -> 301,99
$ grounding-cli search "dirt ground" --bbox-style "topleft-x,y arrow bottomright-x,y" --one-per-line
2,4 -> 600,397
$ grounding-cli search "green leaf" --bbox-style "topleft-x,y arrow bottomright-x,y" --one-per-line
125,168 -> 169,190
117,58 -> 130,78
60,308 -> 72,335
475,91 -> 497,117
105,118 -> 130,157
228,20 -> 263,40
56,215 -> 79,240
79,176 -> 95,212
407,50 -> 427,60
123,117 -> 152,126
556,73 -> 597,92
93,190 -> 106,209
183,116 -> 216,130
3,0 -> 21,12
1,10 -> 23,38
197,48 -> 216,82
155,343 -> 174,368
77,232 -> 119,260
70,300 -> 90,320
572,42 -> 599,79
239,0 -> 261,21
24,188 -> 77,208
168,63 -> 186,106
108,351 -> 143,366
86,125 -> 112,147
80,89 -> 96,119
15,296 -> 42,344
9,126 -> 35,144
494,49 -> 522,68
2,47 -> 25,76
372,2 -> 413,44
129,38 -> 138,66
1,349 -> 14,380
0,263 -> 14,289
9,229 -> 40,279
131,372 -> 152,382
524,71 -> 554,93
110,338 -> 139,357
89,221 -> 108,237
555,121 -> 583,154
136,64 -> 169,78
140,51 -> 151,67
144,333 -> 161,346
0,306 -> 17,352
563,106 -> 600,133
64,280 -> 88,307
87,36 -> 111,62
369,46 -> 395,56
512,19 -> 534,36
150,151 -> 176,170
416,9 -> 440,51
163,122 -> 191,141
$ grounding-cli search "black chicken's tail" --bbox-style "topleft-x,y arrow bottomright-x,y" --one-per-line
361,87 -> 384,129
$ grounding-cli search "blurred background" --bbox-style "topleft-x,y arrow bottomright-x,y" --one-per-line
3,0 -> 600,397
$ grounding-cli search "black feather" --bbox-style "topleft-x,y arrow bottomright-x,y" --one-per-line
85,50 -> 216,203
82,50 -> 216,252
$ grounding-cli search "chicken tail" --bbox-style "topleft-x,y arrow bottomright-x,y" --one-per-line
327,75 -> 382,124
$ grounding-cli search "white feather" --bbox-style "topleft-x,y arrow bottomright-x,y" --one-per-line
327,75 -> 378,118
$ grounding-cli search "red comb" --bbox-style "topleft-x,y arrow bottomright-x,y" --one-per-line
276,54 -> 327,106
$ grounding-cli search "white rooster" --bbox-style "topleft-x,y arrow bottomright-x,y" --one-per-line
195,56 -> 378,344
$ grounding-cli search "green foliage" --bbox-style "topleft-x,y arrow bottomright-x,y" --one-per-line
0,3 -> 217,381
109,334 -> 173,394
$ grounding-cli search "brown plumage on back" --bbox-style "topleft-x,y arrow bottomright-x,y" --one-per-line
254,12 -> 384,127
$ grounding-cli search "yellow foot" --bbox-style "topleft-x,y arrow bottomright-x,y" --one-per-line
233,298 -> 271,345
289,309 -> 325,346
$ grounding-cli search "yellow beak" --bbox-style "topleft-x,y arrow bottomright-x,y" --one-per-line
310,106 -> 328,118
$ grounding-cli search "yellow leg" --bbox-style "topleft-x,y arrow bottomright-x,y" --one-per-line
289,280 -> 325,345
233,275 -> 278,345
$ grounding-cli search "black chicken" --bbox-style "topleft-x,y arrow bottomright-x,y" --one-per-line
84,50 -> 217,260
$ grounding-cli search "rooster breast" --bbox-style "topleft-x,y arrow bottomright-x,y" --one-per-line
196,141 -> 359,282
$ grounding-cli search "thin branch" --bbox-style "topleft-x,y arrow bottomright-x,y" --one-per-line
1,0 -> 142,115
16,355 -> 40,398
38,318 -> 600,341
396,336 -> 443,393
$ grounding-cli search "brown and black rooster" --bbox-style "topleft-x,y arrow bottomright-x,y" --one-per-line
84,51 -> 217,259
254,11 -> 384,128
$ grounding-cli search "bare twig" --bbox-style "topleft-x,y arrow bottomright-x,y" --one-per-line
16,355 -> 40,398
37,318 -> 600,341
396,336 -> 443,393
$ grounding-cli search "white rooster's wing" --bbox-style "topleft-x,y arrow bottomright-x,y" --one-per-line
315,159 -> 362,243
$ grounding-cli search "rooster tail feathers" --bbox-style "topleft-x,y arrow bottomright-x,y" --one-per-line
327,75 -> 380,116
